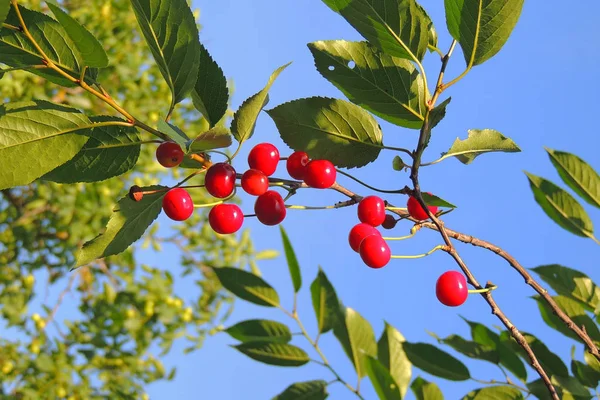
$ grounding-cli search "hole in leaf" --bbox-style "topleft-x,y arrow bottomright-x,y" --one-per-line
347,61 -> 356,69
328,65 -> 335,71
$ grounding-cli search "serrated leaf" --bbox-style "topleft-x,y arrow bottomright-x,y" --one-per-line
445,0 -> 524,66
42,116 -> 140,183
441,129 -> 521,165
546,148 -> 600,209
233,342 -> 309,367
0,0 -> 10,26
430,97 -> 451,130
212,267 -> 280,307
310,268 -> 342,334
532,265 -> 600,312
321,0 -> 430,61
411,377 -> 444,400
188,127 -> 232,152
157,120 -> 190,150
525,173 -> 594,238
441,334 -> 497,363
0,100 -> 92,190
280,226 -> 302,293
75,186 -> 167,267
130,0 -> 200,113
377,323 -> 411,399
225,319 -> 291,344
462,386 -> 524,400
422,193 -> 456,208
46,2 -> 108,68
231,62 -> 290,144
333,307 -> 377,378
272,380 -> 328,400
365,356 -> 402,400
403,342 -> 470,381
501,331 -> 568,377
533,295 -> 600,343
308,40 -> 425,129
267,97 -> 384,168
192,43 -> 228,127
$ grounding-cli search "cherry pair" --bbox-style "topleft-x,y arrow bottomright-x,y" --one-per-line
286,151 -> 336,189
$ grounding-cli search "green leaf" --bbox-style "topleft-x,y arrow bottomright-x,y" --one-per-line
429,97 -> 451,130
192,43 -> 229,127
532,265 -> 600,312
224,319 -> 291,344
422,193 -> 457,208
572,358 -> 600,388
497,339 -> 527,382
272,380 -> 328,400
533,295 -> 600,343
308,40 -> 425,129
231,62 -> 290,144
232,342 -> 309,367
393,156 -> 405,171
584,351 -> 600,374
365,356 -> 402,400
42,116 -> 140,183
441,129 -> 521,165
525,173 -> 594,238
212,267 -> 280,307
157,120 -> 190,150
129,0 -> 200,113
501,331 -> 568,377
0,0 -> 10,26
411,377 -> 444,400
310,268 -> 343,334
546,148 -> 600,209
440,334 -> 497,363
462,386 -> 524,400
267,97 -> 384,168
279,226 -> 302,293
552,376 -> 593,399
321,0 -> 430,61
75,186 -> 166,267
377,322 -> 412,399
46,2 -> 109,68
0,100 -> 91,190
402,342 -> 470,381
188,127 -> 232,152
333,307 -> 377,378
445,0 -> 524,66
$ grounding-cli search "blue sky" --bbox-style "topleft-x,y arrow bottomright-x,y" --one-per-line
143,0 -> 600,399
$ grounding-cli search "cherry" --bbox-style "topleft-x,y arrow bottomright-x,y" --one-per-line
205,163 -> 236,199
255,190 -> 286,226
162,188 -> 194,221
304,160 -> 336,189
348,223 -> 381,252
248,143 -> 280,176
382,215 -> 397,230
359,235 -> 391,269
407,195 -> 438,221
156,142 -> 184,168
357,196 -> 386,227
209,204 -> 244,234
241,169 -> 269,196
286,151 -> 310,180
436,271 -> 468,307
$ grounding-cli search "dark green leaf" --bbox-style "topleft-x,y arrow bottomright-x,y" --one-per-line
365,356 -> 402,400
441,334 -> 497,363
333,307 -> 377,378
441,129 -> 521,165
525,173 -> 594,238
584,351 -> 600,374
497,340 -> 527,382
429,97 -> 451,130
393,156 -> 405,171
225,319 -> 291,344
267,97 -> 384,169
0,0 -> 10,26
378,322 -> 411,398
533,295 -> 600,343
445,0 -> 524,66
462,386 -> 524,400
501,331 -> 568,377
75,186 -> 167,267
526,379 -> 559,400
157,120 -> 190,151
192,43 -> 229,127
272,380 -> 328,400
422,193 -> 457,208
411,377 -> 444,400
572,358 -> 600,388
280,226 -> 302,292
546,148 -> 600,209
232,342 -> 309,367
403,342 -> 470,381
212,267 -> 280,307
310,268 -> 342,334
552,376 -> 593,399
532,265 -> 600,312
188,127 -> 232,152
308,40 -> 425,129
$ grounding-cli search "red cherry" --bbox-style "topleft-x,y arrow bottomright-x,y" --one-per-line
348,223 -> 381,252
248,143 -> 280,176
381,215 -> 397,230
254,190 -> 286,226
162,188 -> 194,221
357,196 -> 386,227
209,204 -> 244,234
304,160 -> 336,189
436,271 -> 468,307
359,235 -> 391,269
286,151 -> 310,180
407,194 -> 438,221
205,163 -> 236,199
156,142 -> 184,168
241,169 -> 269,196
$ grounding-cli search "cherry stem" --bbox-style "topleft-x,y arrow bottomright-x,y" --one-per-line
194,200 -> 224,209
468,285 -> 498,294
335,169 -> 405,194
382,227 -> 418,241
391,245 -> 444,260
386,206 -> 407,211
205,149 -> 233,164
286,204 -> 336,211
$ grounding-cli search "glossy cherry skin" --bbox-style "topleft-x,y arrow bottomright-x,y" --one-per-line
359,235 -> 391,269
436,271 -> 468,307
348,223 -> 381,252
286,151 -> 310,180
156,142 -> 184,168
209,204 -> 244,234
254,191 -> 286,226
241,169 -> 269,196
357,196 -> 386,227
248,143 -> 280,176
304,160 -> 336,189
205,163 -> 236,199
381,215 -> 397,230
407,195 -> 439,221
162,188 -> 194,221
